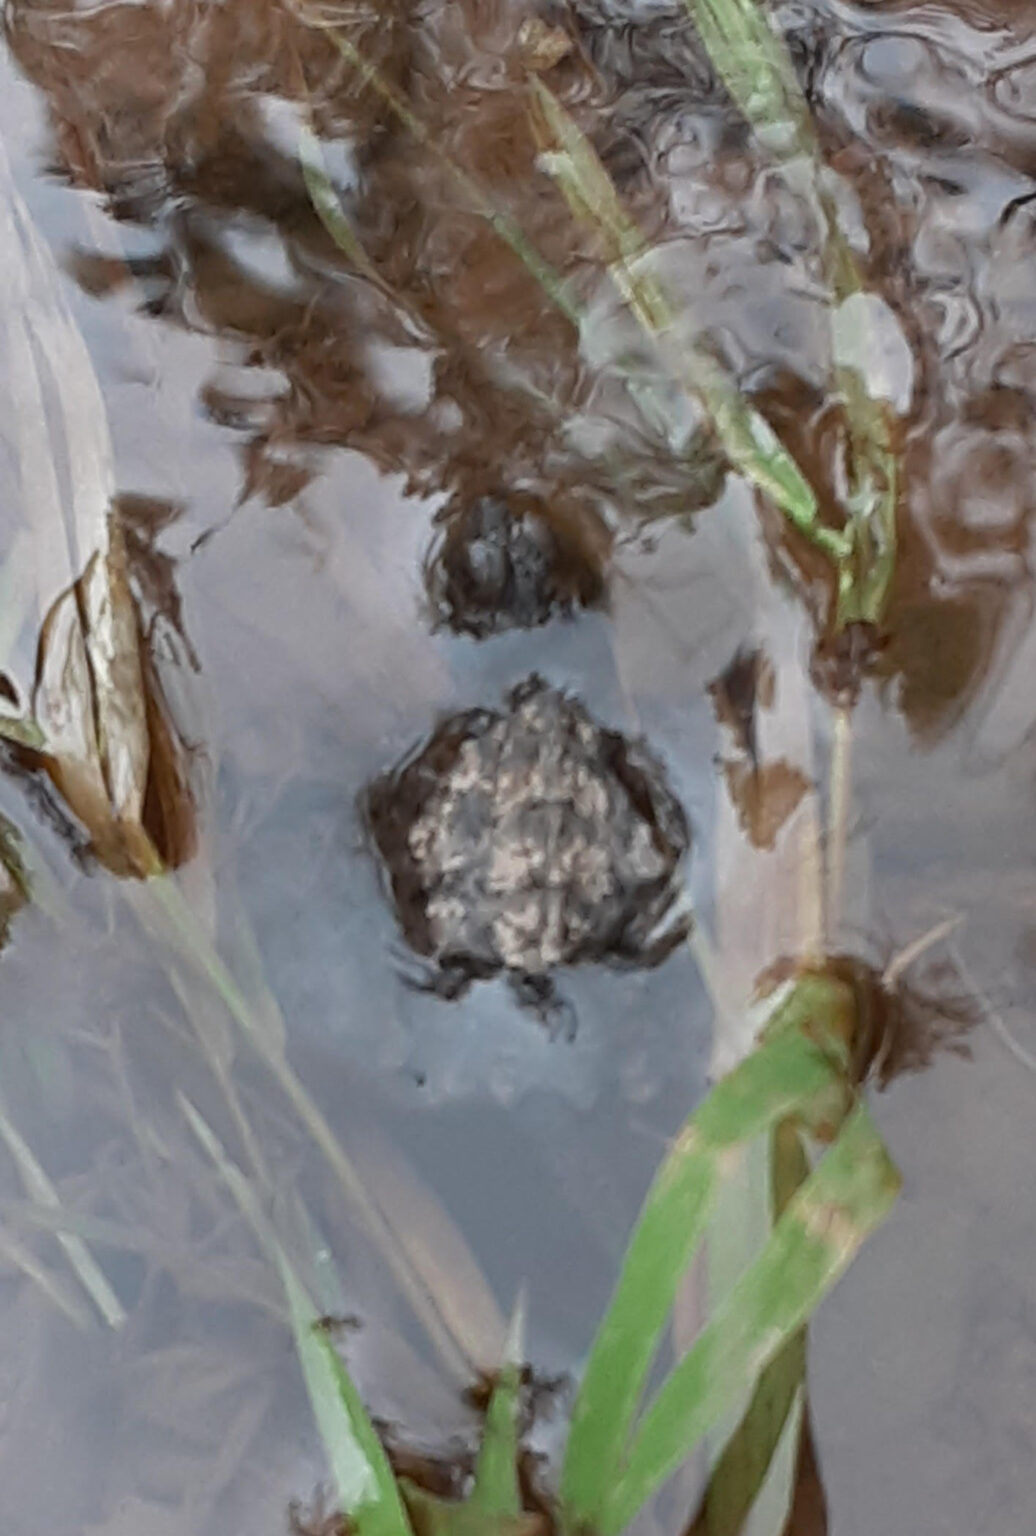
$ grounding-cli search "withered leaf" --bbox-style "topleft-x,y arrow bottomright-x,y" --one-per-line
723,758 -> 811,852
0,142 -> 196,874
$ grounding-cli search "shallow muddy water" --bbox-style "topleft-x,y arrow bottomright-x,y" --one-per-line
0,1 -> 1035,1532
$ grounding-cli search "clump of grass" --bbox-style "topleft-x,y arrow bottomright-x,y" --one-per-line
265,970 -> 898,1536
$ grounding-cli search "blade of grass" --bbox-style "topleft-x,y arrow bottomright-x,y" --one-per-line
469,1298 -> 525,1519
560,983 -> 848,1529
299,124 -> 395,294
181,1094 -> 413,1536
528,79 -> 848,566
683,0 -> 898,625
289,1279 -> 415,1536
308,23 -> 582,327
0,1223 -> 94,1330
599,1104 -> 900,1535
302,15 -> 801,514
143,876 -> 481,1382
685,0 -> 810,158
690,1122 -> 811,1536
0,1094 -> 125,1327
689,1334 -> 805,1536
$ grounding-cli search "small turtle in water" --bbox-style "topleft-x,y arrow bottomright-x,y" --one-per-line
424,494 -> 606,639
365,676 -> 690,1029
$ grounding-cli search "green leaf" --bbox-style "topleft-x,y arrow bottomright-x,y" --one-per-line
683,0 -> 899,627
694,1086 -> 814,1536
286,1285 -> 414,1536
690,1332 -> 806,1536
180,1094 -> 413,1536
299,125 -> 386,288
528,80 -> 841,562
599,1104 -> 900,1534
469,1304 -> 523,1518
399,1304 -> 528,1536
530,78 -> 647,274
686,0 -> 810,155
560,1011 -> 843,1532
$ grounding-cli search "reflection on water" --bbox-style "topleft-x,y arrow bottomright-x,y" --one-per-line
0,0 -> 1034,1531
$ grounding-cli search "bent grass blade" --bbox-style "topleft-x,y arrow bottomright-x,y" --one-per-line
561,975 -> 894,1536
688,1122 -> 811,1536
559,1003 -> 846,1531
598,1104 -> 899,1535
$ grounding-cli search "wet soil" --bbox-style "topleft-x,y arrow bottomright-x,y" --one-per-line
0,1 -> 1035,1534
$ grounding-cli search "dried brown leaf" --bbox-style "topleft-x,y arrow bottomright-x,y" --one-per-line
722,760 -> 812,853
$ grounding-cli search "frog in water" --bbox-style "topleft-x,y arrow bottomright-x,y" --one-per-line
365,675 -> 691,1031
424,494 -> 607,640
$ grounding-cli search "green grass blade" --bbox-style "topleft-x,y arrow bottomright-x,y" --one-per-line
286,1278 -> 414,1536
560,1025 -> 840,1530
690,1333 -> 805,1536
529,79 -> 846,563
181,1094 -> 413,1536
834,369 -> 897,626
299,125 -> 378,279
312,20 -> 832,542
600,1104 -> 900,1534
316,26 -> 582,328
691,1125 -> 811,1536
684,0 -> 898,626
470,1299 -> 524,1518
686,0 -> 809,155
469,1361 -> 523,1519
